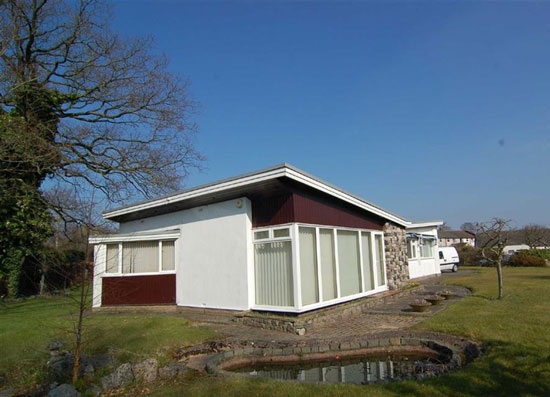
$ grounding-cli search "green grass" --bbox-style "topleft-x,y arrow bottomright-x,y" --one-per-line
0,288 -> 216,389
153,267 -> 550,396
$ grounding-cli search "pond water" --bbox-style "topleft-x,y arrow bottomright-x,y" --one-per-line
231,353 -> 447,384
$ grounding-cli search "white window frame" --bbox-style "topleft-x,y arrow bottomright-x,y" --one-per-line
99,236 -> 178,278
251,222 -> 388,313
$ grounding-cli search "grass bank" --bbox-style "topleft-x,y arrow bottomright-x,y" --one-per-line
0,288 -> 216,390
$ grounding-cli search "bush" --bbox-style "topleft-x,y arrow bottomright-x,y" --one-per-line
455,243 -> 484,266
508,251 -> 548,267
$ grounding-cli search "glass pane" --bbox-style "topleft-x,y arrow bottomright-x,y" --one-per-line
374,235 -> 385,286
361,232 -> 374,291
106,244 -> 119,273
254,230 -> 269,240
299,227 -> 319,306
122,241 -> 159,273
162,241 -> 175,271
319,229 -> 337,301
337,230 -> 361,297
273,228 -> 290,238
254,241 -> 294,307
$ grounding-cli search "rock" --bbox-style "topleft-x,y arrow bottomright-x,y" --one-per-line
48,354 -> 74,381
133,358 -> 158,383
295,328 -> 306,336
88,354 -> 116,369
48,340 -> 65,352
101,363 -> 134,390
47,384 -> 81,397
158,363 -> 186,380
48,353 -> 90,381
0,388 -> 15,397
83,363 -> 95,379
84,384 -> 102,397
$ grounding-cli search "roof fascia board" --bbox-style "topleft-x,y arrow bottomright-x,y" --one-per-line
407,221 -> 444,229
103,167 -> 287,220
89,232 -> 180,244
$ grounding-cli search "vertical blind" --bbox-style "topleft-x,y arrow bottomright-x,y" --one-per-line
337,230 -> 362,297
319,229 -> 337,301
254,241 -> 294,307
374,235 -> 385,286
299,227 -> 319,306
106,244 -> 119,273
122,241 -> 159,273
361,232 -> 375,291
162,241 -> 175,271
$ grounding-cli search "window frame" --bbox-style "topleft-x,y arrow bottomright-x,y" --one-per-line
101,238 -> 178,277
252,222 -> 388,313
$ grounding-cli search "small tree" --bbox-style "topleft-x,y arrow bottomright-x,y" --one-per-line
477,218 -> 513,299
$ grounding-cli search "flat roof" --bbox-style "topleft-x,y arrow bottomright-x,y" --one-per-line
103,163 -> 414,226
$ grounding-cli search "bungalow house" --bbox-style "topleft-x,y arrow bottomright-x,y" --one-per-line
90,164 -> 442,313
438,230 -> 476,247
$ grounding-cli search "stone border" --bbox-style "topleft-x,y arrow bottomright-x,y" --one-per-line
204,331 -> 481,381
232,287 -> 424,335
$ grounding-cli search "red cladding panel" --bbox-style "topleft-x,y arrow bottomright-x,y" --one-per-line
102,274 -> 176,305
252,194 -> 294,227
292,192 -> 384,230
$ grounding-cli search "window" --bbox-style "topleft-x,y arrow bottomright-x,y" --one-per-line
299,227 -> 319,305
439,251 -> 444,260
319,229 -> 337,301
361,232 -> 374,291
123,241 -> 159,273
254,230 -> 269,240
337,230 -> 362,296
407,239 -> 417,259
162,241 -> 175,271
420,239 -> 434,258
105,240 -> 176,275
106,244 -> 119,273
374,234 -> 385,287
254,241 -> 294,306
273,228 -> 290,238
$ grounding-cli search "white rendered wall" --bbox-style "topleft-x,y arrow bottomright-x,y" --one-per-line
407,225 -> 441,279
92,244 -> 105,308
119,197 -> 253,310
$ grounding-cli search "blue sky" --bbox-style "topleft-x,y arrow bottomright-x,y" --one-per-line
113,1 -> 550,228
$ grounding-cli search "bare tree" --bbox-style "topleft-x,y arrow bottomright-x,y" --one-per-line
460,222 -> 480,235
477,218 -> 513,300
521,224 -> 548,249
1,0 -> 203,212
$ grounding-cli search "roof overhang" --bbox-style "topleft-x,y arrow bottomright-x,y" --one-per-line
89,229 -> 180,244
406,221 -> 444,229
103,164 -> 410,227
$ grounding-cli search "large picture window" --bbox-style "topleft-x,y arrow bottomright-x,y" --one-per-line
252,224 -> 387,310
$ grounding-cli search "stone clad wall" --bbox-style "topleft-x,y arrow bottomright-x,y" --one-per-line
383,222 -> 409,290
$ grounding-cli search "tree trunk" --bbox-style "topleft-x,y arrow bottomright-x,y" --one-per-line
72,263 -> 87,384
39,272 -> 45,295
496,262 -> 503,299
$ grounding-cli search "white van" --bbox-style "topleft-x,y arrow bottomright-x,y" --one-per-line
438,247 -> 460,272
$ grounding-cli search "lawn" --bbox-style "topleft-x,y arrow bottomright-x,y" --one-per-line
0,288 -> 216,390
2,267 -> 550,396
153,267 -> 550,396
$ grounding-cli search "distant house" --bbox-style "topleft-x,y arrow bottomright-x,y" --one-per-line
438,230 -> 476,247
